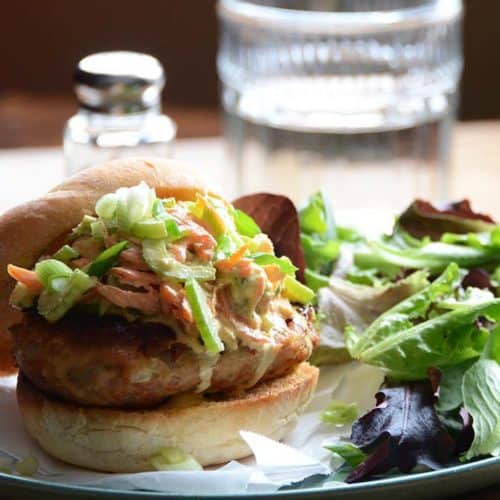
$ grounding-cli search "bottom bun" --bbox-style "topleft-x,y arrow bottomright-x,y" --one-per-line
17,362 -> 319,472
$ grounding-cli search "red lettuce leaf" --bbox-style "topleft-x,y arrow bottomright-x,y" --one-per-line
461,268 -> 493,291
346,379 -> 456,483
233,193 -> 306,282
455,407 -> 474,455
398,199 -> 496,241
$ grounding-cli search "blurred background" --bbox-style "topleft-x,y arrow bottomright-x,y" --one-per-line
0,0 -> 499,148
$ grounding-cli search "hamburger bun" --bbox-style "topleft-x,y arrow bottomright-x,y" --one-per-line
0,158 -> 215,374
4,157 -> 320,473
17,362 -> 319,472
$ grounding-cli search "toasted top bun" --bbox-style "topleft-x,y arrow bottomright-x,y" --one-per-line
0,157 -> 214,374
18,362 -> 319,472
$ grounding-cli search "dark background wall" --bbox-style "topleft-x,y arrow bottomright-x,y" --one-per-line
0,0 -> 219,107
460,0 -> 500,119
0,0 -> 497,126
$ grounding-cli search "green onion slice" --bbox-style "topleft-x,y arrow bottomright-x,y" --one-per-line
10,283 -> 36,309
283,275 -> 315,304
234,209 -> 261,237
87,241 -> 128,277
53,245 -> 80,263
251,253 -> 297,276
320,401 -> 359,426
150,447 -> 202,471
164,216 -> 185,241
49,276 -> 71,294
185,278 -> 224,353
35,259 -> 73,290
115,182 -> 155,231
70,215 -> 97,238
95,193 -> 118,219
216,233 -> 242,260
14,456 -> 39,477
151,199 -> 185,241
152,198 -> 166,218
142,239 -> 215,281
304,268 -> 330,292
90,220 -> 106,240
131,219 -> 168,239
37,269 -> 95,322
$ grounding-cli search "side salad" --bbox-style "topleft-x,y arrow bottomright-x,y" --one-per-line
237,193 -> 500,483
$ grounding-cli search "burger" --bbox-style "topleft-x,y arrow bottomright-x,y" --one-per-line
0,158 -> 319,472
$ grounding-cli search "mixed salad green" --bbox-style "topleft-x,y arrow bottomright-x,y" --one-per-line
278,193 -> 500,481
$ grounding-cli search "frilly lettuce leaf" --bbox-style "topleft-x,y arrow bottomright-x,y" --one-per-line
311,270 -> 429,365
462,359 -> 500,458
299,190 -> 339,276
355,237 -> 500,275
436,360 -> 475,413
298,191 -> 362,284
398,199 -> 496,241
355,203 -> 500,277
347,380 -> 455,482
461,328 -> 500,459
346,263 -> 500,380
299,190 -> 336,241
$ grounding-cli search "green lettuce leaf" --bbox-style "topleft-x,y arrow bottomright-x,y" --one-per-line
462,359 -> 500,458
321,401 -> 359,426
355,222 -> 500,277
301,234 -> 340,274
299,191 -> 338,276
299,190 -> 336,241
482,325 -> 500,362
436,360 -> 475,413
347,263 -> 460,355
311,270 -> 429,365
324,443 -> 366,468
347,263 -> 500,380
355,238 -> 500,275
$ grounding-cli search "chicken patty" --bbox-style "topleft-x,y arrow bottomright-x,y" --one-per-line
12,310 -> 318,408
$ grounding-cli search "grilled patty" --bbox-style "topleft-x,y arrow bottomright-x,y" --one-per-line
12,310 -> 318,408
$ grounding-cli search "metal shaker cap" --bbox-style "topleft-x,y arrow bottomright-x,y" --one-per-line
74,51 -> 165,113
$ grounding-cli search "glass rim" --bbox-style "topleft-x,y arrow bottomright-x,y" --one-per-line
217,0 -> 462,34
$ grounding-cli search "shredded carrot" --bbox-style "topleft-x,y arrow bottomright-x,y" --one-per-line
159,283 -> 193,323
216,244 -> 249,272
227,244 -> 249,267
7,265 -> 44,293
263,264 -> 285,284
235,258 -> 253,278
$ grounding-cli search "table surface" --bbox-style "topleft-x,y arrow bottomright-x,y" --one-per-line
0,122 -> 499,500
0,120 -> 499,216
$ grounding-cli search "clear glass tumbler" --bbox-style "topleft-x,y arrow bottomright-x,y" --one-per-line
217,0 -> 463,210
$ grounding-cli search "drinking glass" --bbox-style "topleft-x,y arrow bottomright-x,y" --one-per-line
217,0 -> 463,210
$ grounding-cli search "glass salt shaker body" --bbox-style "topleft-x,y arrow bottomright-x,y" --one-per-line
64,51 -> 176,176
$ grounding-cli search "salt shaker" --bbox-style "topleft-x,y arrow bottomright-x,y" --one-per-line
64,51 -> 177,175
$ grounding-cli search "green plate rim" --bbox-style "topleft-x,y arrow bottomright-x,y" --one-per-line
0,455 -> 498,498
